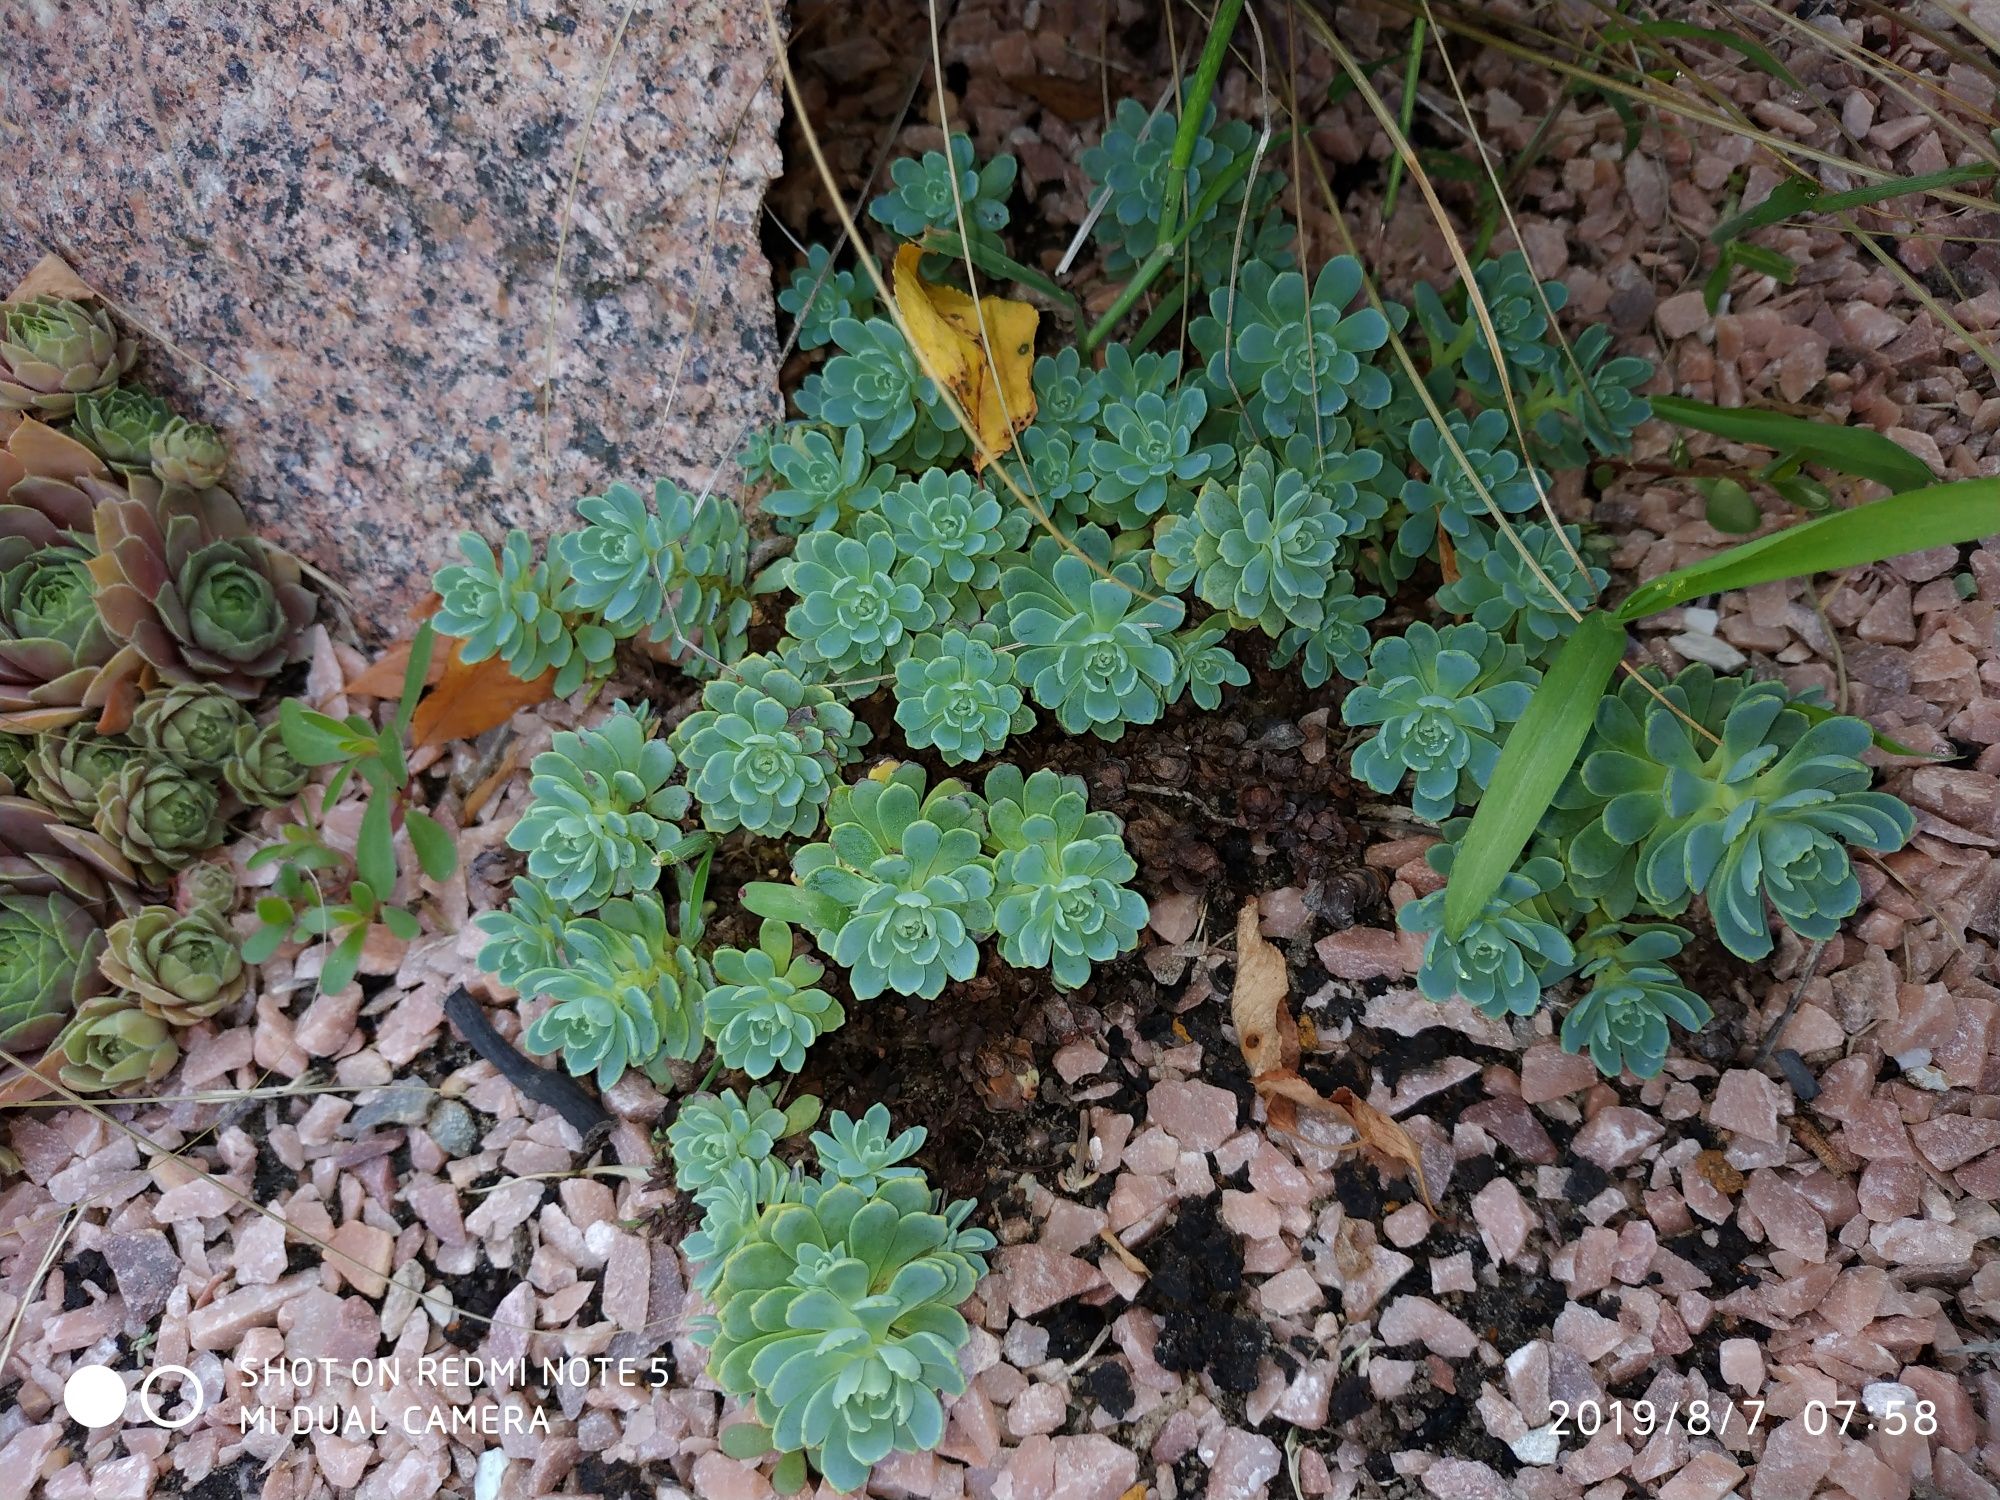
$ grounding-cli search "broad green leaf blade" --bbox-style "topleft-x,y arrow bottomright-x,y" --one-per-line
406,809 -> 458,882
1443,613 -> 1626,938
780,1094 -> 822,1138
380,906 -> 421,941
1651,394 -> 1934,492
322,926 -> 367,994
356,794 -> 397,899
719,1423 -> 774,1462
1792,701 -> 1935,760
397,621 -> 437,740
1615,478 -> 2000,621
280,699 -> 365,766
742,882 -> 846,932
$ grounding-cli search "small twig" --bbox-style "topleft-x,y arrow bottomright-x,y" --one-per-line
1753,938 -> 1827,1066
444,987 -> 612,1145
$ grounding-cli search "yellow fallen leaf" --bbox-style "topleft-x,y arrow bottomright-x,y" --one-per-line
892,243 -> 1036,467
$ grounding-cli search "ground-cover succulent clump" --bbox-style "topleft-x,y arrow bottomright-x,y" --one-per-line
0,282 -> 381,1089
425,64 -> 1944,1497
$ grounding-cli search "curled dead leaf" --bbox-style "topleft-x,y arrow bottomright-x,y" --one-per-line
410,638 -> 554,748
892,244 -> 1037,468
8,252 -> 98,303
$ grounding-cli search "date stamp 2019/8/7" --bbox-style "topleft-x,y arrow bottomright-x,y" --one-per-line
1548,1397 -> 1939,1440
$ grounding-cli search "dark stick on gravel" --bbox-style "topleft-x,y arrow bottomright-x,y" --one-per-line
1753,938 -> 1828,1070
443,987 -> 613,1145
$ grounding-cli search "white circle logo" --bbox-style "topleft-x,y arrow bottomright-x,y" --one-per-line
61,1364 -> 127,1429
137,1365 -> 206,1429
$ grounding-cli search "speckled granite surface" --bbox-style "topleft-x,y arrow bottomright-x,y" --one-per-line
3,0 -> 784,635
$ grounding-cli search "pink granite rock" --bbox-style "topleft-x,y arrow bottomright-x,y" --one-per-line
1573,1107 -> 1666,1169
1048,1434 -> 1138,1500
1146,1079 -> 1240,1153
1709,1069 -> 1786,1143
996,1245 -> 1105,1318
1378,1295 -> 1478,1358
2,1 -> 783,632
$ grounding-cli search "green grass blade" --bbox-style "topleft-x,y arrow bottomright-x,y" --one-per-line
1443,613 -> 1626,938
1615,477 -> 2000,621
1602,20 -> 1800,89
1156,0 -> 1246,251
1711,163 -> 1995,247
1650,394 -> 1935,492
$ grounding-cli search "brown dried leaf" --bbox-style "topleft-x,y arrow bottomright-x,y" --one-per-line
410,638 -> 554,748
1694,1149 -> 1745,1196
1231,898 -> 1295,1078
9,253 -> 96,303
1329,1087 -> 1435,1213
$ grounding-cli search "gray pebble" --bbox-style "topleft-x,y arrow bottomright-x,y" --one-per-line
426,1100 -> 480,1156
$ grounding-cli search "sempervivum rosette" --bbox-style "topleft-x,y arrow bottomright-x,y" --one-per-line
88,480 -> 314,712
0,297 -> 135,418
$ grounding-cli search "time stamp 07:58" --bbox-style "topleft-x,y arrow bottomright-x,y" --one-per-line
1549,1398 -> 1940,1439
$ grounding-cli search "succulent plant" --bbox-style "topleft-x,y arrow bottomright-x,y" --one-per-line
1084,385 -> 1232,529
1434,522 -> 1606,659
0,297 -> 135,417
764,425 -> 890,535
1271,574 -> 1386,689
518,892 -> 707,1087
1096,343 -> 1184,409
1192,257 -> 1392,441
1,416 -> 119,550
0,795 -> 136,909
1534,324 -> 1654,463
0,537 -> 118,730
892,627 -> 1033,765
148,418 -> 229,490
782,764 -> 994,1001
507,704 -> 695,909
668,1084 -> 792,1191
89,481 -> 316,704
24,725 -> 141,826
1416,252 -> 1568,392
70,387 -> 176,474
1560,924 -> 1710,1079
669,654 -> 871,839
1343,622 -> 1537,820
0,732 -> 27,794
175,857 -> 236,916
1031,348 -> 1103,438
811,1103 -> 925,1195
992,424 -> 1088,528
983,765 -> 1145,989
555,482 -> 676,639
98,904 -> 245,1026
0,887 -> 110,1051
778,245 -> 878,352
997,526 -> 1184,738
129,683 -> 252,773
880,467 -> 1027,593
92,757 -> 227,884
1396,407 -> 1547,560
781,515 -> 937,680
1399,851 -> 1575,1018
1568,674 -> 1913,959
702,919 -> 844,1079
805,318 -> 961,465
221,719 -> 308,808
1155,447 -> 1351,636
432,529 -> 611,697
1165,616 -> 1249,712
683,1156 -> 795,1295
55,992 -> 179,1092
472,874 -> 570,990
695,1169 -> 993,1496
869,133 -> 1017,240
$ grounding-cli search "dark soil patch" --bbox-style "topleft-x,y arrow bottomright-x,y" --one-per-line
1139,1195 -> 1265,1394
59,1248 -> 113,1310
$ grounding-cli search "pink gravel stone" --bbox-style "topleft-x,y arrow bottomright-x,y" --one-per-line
996,1245 -> 1106,1318
1658,1453 -> 1745,1500
1048,1434 -> 1138,1500
1205,1429 -> 1282,1499
1221,1189 -> 1282,1241
1146,1080 -> 1239,1153
1258,1266 -> 1323,1318
1384,1201 -> 1433,1248
293,984 -> 363,1055
1718,1337 -> 1764,1393
1471,1177 -> 1533,1263
1741,1169 -> 1827,1261
1911,1114 -> 2000,1170
1709,1069 -> 1786,1143
1520,1045 -> 1599,1104
1052,1041 -> 1107,1084
1007,1381 -> 1068,1438
690,1452 -> 774,1500
1422,1459 -> 1514,1500
1573,1107 -> 1666,1169
1857,1159 -> 1925,1221
1106,1171 -> 1175,1237
1378,1295 -> 1478,1358
1749,1415 -> 1840,1500
327,1219 -> 394,1297
1149,892 -> 1200,944
1314,926 -> 1419,981
1247,1142 -> 1314,1204
1869,1217 -> 1976,1264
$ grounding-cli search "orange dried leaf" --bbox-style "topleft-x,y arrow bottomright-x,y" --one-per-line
9,253 -> 97,303
1231,898 -> 1295,1079
410,639 -> 554,748
892,243 -> 1037,468
346,638 -> 445,700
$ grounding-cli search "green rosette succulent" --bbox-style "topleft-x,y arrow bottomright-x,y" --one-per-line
810,1103 -> 924,1195
472,874 -> 570,989
697,1171 -> 994,1497
879,467 -> 1027,594
55,992 -> 179,1092
1396,407 -> 1545,559
1271,574 -> 1385,689
518,893 -> 706,1087
0,539 -> 118,726
506,704 -> 695,909
1534,325 -> 1653,463
0,731 -> 28,794
1084,385 -> 1232,530
1342,622 -> 1537,820
669,654 -> 870,838
24,726 -> 140,826
702,919 -> 844,1079
891,627 -> 1033,766
1031,348 -> 1103,438
668,1083 -> 792,1191
783,764 -> 994,1001
781,515 -> 937,680
764,425 -> 890,535
176,858 -> 237,917
99,904 -> 246,1026
1165,616 -> 1248,712
433,529 -> 611,697
0,795 -> 136,911
0,888 -> 110,1051
91,757 -> 227,884
148,418 -> 229,490
1414,251 -> 1568,393
1154,447 -> 1350,636
71,387 -> 177,474
684,1158 -> 796,1296
130,683 -> 252,772
1435,522 -> 1606,660
991,425 -> 1089,528
0,296 -> 135,417
1191,256 -> 1392,440
803,317 -> 965,467
778,245 -> 877,351
869,133 -> 1017,241
996,526 -> 1184,739
221,719 -> 308,808
982,765 -> 1145,990
1097,343 -> 1183,408
556,482 -> 675,638
1399,851 -> 1575,1018
1560,925 -> 1710,1079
